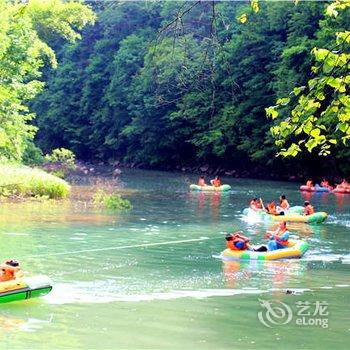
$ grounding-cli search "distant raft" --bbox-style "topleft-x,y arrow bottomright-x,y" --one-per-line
333,187 -> 350,194
300,184 -> 331,193
221,239 -> 309,261
0,275 -> 52,304
243,207 -> 327,224
190,184 -> 231,191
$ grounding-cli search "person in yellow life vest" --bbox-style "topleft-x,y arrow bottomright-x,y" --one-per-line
210,176 -> 221,187
198,176 -> 206,187
303,201 -> 314,215
0,260 -> 21,282
266,201 -> 278,215
225,232 -> 251,251
277,195 -> 290,213
265,222 -> 290,251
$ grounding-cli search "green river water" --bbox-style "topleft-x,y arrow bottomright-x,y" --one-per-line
0,169 -> 349,349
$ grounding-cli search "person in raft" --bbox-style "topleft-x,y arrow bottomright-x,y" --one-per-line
249,198 -> 263,211
265,222 -> 290,251
198,176 -> 206,187
303,201 -> 314,215
320,179 -> 333,190
0,260 -> 22,282
306,179 -> 314,188
266,201 -> 280,215
225,232 -> 251,250
277,195 -> 290,214
210,176 -> 221,187
339,179 -> 350,189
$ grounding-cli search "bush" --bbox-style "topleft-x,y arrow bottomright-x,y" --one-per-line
0,164 -> 70,199
93,189 -> 132,211
22,142 -> 44,166
44,148 -> 76,169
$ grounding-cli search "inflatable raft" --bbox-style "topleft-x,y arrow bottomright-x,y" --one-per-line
0,275 -> 52,304
190,184 -> 231,191
221,239 -> 309,261
333,187 -> 350,194
243,207 -> 327,224
300,184 -> 331,193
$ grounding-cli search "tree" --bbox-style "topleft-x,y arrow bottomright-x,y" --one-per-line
0,0 -> 95,161
267,0 -> 350,158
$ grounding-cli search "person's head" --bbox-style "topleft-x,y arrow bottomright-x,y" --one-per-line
225,233 -> 233,241
269,201 -> 275,205
280,195 -> 286,200
5,260 -> 19,267
253,197 -> 258,202
215,176 -> 220,180
304,201 -> 310,207
280,221 -> 287,229
200,176 -> 204,179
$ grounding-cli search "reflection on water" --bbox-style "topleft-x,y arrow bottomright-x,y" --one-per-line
0,169 -> 349,349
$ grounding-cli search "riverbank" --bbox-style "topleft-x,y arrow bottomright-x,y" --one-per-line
0,164 -> 70,199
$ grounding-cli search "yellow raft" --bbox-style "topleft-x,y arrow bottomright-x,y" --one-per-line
221,239 -> 309,261
190,184 -> 231,191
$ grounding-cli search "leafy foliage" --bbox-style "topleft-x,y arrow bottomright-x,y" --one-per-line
268,0 -> 350,157
0,0 -> 95,161
30,0 -> 350,175
93,189 -> 133,211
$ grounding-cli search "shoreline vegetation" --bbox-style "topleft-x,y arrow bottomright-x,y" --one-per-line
0,164 -> 70,200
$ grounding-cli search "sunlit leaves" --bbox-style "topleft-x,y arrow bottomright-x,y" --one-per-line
267,0 -> 350,158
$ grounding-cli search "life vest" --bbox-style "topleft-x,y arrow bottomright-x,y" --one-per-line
213,179 -> 221,187
0,265 -> 18,282
274,228 -> 289,247
275,235 -> 289,247
267,203 -> 278,215
198,178 -> 206,186
304,204 -> 314,215
226,233 -> 250,251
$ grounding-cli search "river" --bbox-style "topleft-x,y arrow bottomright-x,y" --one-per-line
0,169 -> 349,349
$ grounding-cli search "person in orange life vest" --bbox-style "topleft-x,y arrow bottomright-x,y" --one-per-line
210,176 -> 221,187
0,260 -> 21,282
320,179 -> 332,190
277,195 -> 290,213
225,232 -> 251,251
303,201 -> 314,215
198,176 -> 206,187
340,179 -> 350,189
250,198 -> 263,211
306,179 -> 314,188
266,201 -> 279,215
265,222 -> 290,251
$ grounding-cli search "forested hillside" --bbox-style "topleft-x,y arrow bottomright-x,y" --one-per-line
31,0 -> 350,177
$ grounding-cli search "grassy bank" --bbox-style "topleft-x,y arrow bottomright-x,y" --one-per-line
0,164 -> 70,199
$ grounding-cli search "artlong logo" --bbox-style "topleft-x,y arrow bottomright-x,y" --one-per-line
257,299 -> 293,328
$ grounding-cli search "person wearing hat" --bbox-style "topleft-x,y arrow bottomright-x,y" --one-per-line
303,201 -> 314,216
0,260 -> 21,282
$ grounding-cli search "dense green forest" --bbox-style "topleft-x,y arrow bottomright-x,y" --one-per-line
2,1 -> 350,178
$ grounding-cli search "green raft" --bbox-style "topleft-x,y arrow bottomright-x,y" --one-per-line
190,184 -> 231,191
0,275 -> 52,304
